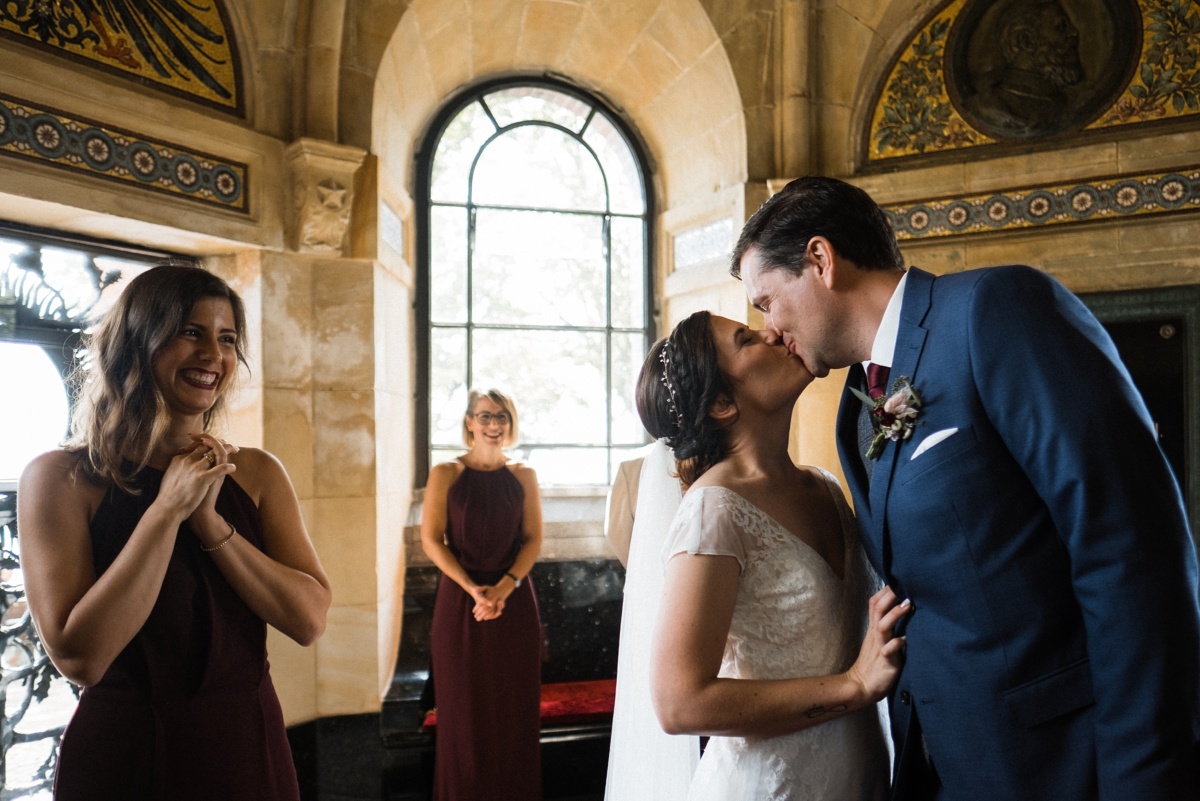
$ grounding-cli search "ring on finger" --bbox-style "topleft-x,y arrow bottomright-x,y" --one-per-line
204,450 -> 216,467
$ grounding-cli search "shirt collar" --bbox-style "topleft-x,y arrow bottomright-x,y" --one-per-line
864,270 -> 908,371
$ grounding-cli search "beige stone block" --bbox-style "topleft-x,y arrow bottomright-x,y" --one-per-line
897,243 -> 969,276
312,496 -> 378,606
590,0 -> 661,46
346,1 -> 406,75
835,0 -> 891,29
374,272 -> 414,394
338,67 -> 377,151
963,226 -> 1120,276
719,11 -> 774,108
1119,216 -> 1200,255
518,0 -> 587,66
375,389 -> 414,494
1117,130 -> 1200,173
424,20 -> 474,98
626,37 -> 685,104
962,144 -> 1118,194
606,55 -> 664,121
816,8 -> 874,107
303,47 -> 342,142
267,627 -> 318,726
314,389 -> 377,497
647,1 -> 719,68
261,257 -> 313,390
414,0 -> 471,37
742,103 -> 776,184
647,48 -> 739,158
791,365 -> 846,485
562,10 -> 628,80
264,387 -> 315,499
317,604 -> 381,716
471,0 -> 525,75
313,260 -> 374,390
856,164 -> 969,205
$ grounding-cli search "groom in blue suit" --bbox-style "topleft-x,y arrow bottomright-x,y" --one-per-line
732,176 -> 1200,800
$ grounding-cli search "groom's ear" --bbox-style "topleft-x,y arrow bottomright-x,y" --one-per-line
807,236 -> 838,290
708,394 -> 738,424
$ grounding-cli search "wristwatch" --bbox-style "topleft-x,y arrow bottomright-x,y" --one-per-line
505,571 -> 521,587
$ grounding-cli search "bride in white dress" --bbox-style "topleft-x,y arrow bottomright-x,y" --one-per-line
634,310 -> 910,801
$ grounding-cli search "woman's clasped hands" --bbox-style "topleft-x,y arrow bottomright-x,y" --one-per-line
470,581 -> 514,622
157,432 -> 241,549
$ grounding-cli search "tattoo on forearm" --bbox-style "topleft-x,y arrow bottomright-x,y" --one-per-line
804,703 -> 848,719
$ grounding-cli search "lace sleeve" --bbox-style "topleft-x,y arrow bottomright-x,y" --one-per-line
661,487 -> 753,573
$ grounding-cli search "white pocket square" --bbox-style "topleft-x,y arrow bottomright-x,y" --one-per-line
911,428 -> 959,460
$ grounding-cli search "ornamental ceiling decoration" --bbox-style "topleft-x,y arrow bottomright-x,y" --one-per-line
0,0 -> 241,115
867,0 -> 1199,164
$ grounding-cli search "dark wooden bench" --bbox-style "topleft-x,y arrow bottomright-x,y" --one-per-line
381,559 -> 625,800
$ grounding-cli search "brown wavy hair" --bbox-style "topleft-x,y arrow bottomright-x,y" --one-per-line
65,263 -> 248,492
635,311 -> 734,487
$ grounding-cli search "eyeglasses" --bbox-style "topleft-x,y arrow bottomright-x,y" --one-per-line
473,412 -> 511,426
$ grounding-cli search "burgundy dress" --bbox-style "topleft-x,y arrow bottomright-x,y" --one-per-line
430,464 -> 542,801
54,466 -> 299,801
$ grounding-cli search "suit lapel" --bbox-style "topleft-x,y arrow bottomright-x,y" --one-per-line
867,269 -> 934,555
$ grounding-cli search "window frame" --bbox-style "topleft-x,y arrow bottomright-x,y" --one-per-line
414,75 -> 656,486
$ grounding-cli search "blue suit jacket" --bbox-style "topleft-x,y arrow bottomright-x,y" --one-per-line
835,266 -> 1200,801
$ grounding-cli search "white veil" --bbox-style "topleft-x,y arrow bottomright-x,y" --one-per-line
604,439 -> 700,800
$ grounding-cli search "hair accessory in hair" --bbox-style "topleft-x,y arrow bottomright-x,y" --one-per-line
658,344 -> 685,429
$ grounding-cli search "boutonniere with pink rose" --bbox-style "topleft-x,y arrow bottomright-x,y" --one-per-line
851,377 -> 922,461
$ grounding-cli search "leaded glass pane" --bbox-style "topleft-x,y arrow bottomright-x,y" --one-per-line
0,342 -> 69,482
583,113 -> 644,214
430,205 -> 469,324
472,126 -> 606,212
484,86 -> 590,133
610,331 -> 646,444
471,329 -> 608,446
472,208 -> 606,327
609,217 -> 645,329
430,101 -> 497,204
526,446 -> 609,487
429,327 -> 469,447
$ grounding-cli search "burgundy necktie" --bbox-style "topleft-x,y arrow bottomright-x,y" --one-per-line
866,362 -> 890,400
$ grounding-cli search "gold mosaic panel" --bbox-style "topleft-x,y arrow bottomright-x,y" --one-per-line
0,1 -> 240,114
867,0 -> 1200,163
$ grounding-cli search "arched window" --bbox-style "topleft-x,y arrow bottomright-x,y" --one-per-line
417,78 -> 653,486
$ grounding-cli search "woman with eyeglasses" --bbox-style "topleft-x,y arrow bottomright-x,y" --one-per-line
420,388 -> 544,801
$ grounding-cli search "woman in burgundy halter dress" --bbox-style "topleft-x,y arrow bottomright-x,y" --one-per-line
17,265 -> 331,800
421,389 -> 544,801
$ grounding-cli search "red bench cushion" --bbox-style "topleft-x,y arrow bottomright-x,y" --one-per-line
422,678 -> 616,731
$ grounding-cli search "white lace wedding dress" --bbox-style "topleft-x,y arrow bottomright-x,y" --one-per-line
665,472 -> 890,801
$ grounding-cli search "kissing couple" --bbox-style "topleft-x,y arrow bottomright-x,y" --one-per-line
607,176 -> 1200,801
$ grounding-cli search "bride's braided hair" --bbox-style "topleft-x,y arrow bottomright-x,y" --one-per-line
635,310 -> 734,487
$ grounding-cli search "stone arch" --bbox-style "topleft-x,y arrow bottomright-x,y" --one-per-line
370,0 -> 746,213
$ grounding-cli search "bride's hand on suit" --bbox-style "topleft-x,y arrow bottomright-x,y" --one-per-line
845,585 -> 911,702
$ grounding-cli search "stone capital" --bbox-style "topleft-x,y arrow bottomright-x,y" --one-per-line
285,138 -> 368,255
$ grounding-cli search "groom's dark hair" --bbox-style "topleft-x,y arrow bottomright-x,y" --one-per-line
731,175 -> 904,278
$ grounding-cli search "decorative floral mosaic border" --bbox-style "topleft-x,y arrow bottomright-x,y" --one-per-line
883,170 -> 1200,240
0,93 -> 247,213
